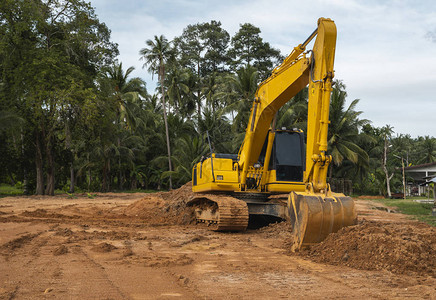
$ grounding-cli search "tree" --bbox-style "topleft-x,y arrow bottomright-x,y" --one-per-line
165,65 -> 195,118
174,20 -> 230,77
202,21 -> 231,74
380,125 -> 395,197
276,88 -> 308,131
0,111 -> 25,186
0,0 -> 118,195
173,21 -> 230,120
198,107 -> 233,154
169,134 -> 208,185
201,72 -> 220,114
417,136 -> 436,164
140,35 -> 174,189
222,66 -> 259,136
228,23 -> 282,79
100,62 -> 147,190
327,81 -> 370,178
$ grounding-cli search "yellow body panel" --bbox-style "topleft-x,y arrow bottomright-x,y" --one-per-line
192,157 -> 239,193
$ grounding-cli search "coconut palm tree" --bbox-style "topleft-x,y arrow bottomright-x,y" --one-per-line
100,62 -> 147,189
327,81 -> 371,177
198,106 -> 233,153
139,35 -> 174,189
418,136 -> 436,164
202,72 -> 221,113
165,66 -> 195,118
276,87 -> 308,131
222,66 -> 259,134
164,134 -> 208,186
379,125 -> 395,197
328,81 -> 369,166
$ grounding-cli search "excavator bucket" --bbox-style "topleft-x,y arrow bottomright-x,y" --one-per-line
288,191 -> 357,251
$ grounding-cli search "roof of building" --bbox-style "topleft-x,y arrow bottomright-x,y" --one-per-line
404,162 -> 436,171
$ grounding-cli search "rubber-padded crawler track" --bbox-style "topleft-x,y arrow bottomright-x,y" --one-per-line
187,194 -> 249,231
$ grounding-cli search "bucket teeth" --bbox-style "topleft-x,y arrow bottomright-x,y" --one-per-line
288,192 -> 357,251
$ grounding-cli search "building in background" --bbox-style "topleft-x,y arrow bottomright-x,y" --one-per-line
404,162 -> 436,197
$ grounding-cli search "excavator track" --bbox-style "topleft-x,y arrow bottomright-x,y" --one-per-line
187,194 -> 249,231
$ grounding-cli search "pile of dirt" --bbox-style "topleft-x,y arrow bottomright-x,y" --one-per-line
259,221 -> 292,238
123,182 -> 195,225
1,233 -> 40,252
302,220 -> 436,277
92,242 -> 117,253
123,195 -> 165,218
161,182 -> 196,225
258,221 -> 295,250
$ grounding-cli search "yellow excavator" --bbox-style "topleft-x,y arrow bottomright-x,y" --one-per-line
188,18 -> 357,251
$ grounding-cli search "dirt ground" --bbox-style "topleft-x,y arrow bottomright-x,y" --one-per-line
1,185 -> 435,300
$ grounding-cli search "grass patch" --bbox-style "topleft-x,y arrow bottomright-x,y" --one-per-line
0,184 -> 158,198
371,197 -> 436,227
0,184 -> 23,197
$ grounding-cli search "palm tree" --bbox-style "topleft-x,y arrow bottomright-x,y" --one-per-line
165,134 -> 208,186
139,35 -> 174,189
222,66 -> 259,134
380,125 -> 395,197
101,62 -> 147,189
198,106 -> 233,153
327,81 -> 370,178
276,87 -> 308,131
165,66 -> 195,118
418,136 -> 436,164
202,72 -> 220,113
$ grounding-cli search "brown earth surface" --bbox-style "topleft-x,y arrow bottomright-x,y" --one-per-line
1,183 -> 435,299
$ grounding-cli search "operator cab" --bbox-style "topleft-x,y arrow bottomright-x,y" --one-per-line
259,129 -> 305,182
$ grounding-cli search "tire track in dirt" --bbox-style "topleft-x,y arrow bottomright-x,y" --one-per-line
75,246 -> 129,299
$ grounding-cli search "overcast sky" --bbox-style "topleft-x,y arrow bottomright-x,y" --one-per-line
89,0 -> 436,138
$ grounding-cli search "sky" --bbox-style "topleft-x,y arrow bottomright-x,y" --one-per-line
88,0 -> 436,138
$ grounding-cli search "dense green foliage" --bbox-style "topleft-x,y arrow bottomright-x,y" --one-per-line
1,1 -> 435,195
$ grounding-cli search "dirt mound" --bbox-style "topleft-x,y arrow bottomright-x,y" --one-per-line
258,221 -> 295,250
92,242 -> 117,253
123,195 -> 165,218
161,182 -> 196,225
302,220 -> 436,277
160,182 -> 194,201
1,233 -> 40,252
123,182 -> 195,225
259,221 -> 292,237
